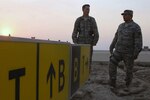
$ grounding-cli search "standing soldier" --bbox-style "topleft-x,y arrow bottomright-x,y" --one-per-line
109,10 -> 143,91
72,4 -> 99,71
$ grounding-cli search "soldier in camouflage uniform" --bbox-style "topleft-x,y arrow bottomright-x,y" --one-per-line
72,4 -> 99,70
109,10 -> 143,90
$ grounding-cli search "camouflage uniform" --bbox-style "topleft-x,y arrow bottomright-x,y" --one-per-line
72,16 -> 99,69
72,16 -> 99,45
109,19 -> 143,87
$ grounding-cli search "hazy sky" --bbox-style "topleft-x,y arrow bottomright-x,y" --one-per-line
0,0 -> 150,50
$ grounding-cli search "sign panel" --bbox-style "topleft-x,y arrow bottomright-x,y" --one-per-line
80,45 -> 90,86
0,41 -> 37,100
71,46 -> 80,96
0,38 -> 91,100
38,43 -> 70,100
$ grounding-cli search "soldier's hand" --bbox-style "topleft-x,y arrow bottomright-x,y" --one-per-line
73,38 -> 78,44
110,50 -> 113,55
134,52 -> 138,59
134,55 -> 137,59
92,42 -> 96,46
109,46 -> 114,54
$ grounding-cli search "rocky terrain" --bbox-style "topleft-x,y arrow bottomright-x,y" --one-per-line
71,62 -> 150,100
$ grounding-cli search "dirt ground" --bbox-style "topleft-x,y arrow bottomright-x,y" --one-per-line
71,62 -> 150,100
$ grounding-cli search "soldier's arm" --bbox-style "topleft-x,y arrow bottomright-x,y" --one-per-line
72,18 -> 80,43
134,25 -> 143,56
109,31 -> 118,54
92,18 -> 99,46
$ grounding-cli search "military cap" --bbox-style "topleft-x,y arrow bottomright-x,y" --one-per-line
121,10 -> 133,16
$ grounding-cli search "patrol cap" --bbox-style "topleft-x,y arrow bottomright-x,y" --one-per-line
121,10 -> 133,16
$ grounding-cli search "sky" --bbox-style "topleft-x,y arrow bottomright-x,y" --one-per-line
0,0 -> 150,50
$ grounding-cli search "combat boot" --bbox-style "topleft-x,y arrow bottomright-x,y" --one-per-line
124,79 -> 132,92
124,85 -> 131,92
109,79 -> 116,88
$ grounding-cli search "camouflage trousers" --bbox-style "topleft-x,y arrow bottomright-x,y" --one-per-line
109,50 -> 134,86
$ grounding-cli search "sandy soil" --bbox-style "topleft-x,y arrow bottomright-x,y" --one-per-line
71,62 -> 150,100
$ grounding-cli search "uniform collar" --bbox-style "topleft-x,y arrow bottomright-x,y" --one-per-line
124,20 -> 134,27
124,20 -> 133,24
80,16 -> 91,20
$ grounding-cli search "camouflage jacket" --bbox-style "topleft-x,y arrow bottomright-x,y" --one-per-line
110,20 -> 143,54
72,16 -> 99,46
